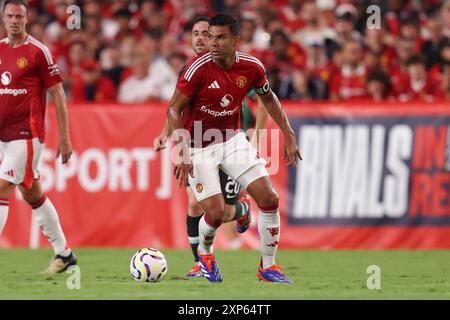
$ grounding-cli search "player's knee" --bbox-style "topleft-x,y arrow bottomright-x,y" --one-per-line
0,180 -> 14,198
22,193 -> 40,206
223,205 -> 235,222
208,208 -> 225,227
21,190 -> 43,207
188,199 -> 203,217
258,190 -> 279,210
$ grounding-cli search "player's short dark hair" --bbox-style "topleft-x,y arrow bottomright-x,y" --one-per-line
406,54 -> 426,67
209,14 -> 240,36
192,15 -> 210,26
183,16 -> 209,33
2,0 -> 28,13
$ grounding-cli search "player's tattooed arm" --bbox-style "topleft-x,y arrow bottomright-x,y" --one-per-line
257,90 -> 302,166
48,83 -> 73,164
167,90 -> 194,187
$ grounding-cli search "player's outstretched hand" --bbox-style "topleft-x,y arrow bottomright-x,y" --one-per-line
57,137 -> 73,164
153,135 -> 167,151
283,131 -> 302,166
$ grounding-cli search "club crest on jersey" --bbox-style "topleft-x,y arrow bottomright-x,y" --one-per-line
196,183 -> 204,193
17,57 -> 28,69
236,75 -> 247,88
220,94 -> 233,108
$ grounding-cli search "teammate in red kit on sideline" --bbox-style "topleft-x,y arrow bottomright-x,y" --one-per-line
168,14 -> 302,283
0,0 -> 76,273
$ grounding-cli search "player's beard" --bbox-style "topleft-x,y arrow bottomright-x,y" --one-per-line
194,42 -> 207,55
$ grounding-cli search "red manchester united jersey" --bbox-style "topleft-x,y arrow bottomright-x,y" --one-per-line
176,51 -> 269,147
0,35 -> 62,143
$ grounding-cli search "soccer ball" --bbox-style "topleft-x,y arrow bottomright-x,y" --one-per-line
130,248 -> 168,282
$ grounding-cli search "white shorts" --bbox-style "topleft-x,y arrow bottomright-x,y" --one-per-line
188,132 -> 268,202
0,138 -> 42,188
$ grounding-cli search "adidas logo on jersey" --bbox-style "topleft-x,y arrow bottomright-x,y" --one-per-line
208,80 -> 220,89
3,170 -> 14,178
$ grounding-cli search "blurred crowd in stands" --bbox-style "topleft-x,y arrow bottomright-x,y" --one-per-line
3,0 -> 449,103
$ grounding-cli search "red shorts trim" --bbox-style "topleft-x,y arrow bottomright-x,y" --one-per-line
21,139 -> 34,189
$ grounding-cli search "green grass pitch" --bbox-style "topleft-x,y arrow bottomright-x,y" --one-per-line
0,249 -> 449,299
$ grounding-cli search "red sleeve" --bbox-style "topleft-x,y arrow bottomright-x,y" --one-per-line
176,58 -> 202,98
252,59 -> 270,95
35,45 -> 62,89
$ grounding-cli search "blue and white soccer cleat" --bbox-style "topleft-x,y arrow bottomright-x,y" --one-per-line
236,194 -> 251,233
199,253 -> 223,282
186,262 -> 203,278
257,262 -> 293,284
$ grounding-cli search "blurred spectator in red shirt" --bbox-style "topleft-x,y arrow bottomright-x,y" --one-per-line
28,21 -> 46,42
147,33 -> 181,100
70,59 -> 117,103
260,29 -> 306,71
238,17 -> 259,54
45,0 -> 70,43
111,8 -> 139,42
305,38 -> 333,99
385,0 -> 419,37
64,40 -> 87,92
327,9 -> 362,59
441,1 -> 450,38
99,45 -> 126,89
390,37 -> 417,97
118,38 -> 159,103
434,60 -> 450,100
278,0 -> 306,33
144,10 -> 168,38
421,12 -> 448,69
258,29 -> 308,99
82,0 -> 121,43
399,18 -> 424,52
397,55 -> 437,101
119,35 -> 139,70
429,39 -> 450,77
329,39 -> 368,101
363,28 -> 397,72
367,69 -> 392,101
440,38 -> 450,62
292,0 -> 333,51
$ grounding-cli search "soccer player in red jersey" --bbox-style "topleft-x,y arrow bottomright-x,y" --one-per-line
0,0 -> 76,273
154,16 -> 268,278
168,15 -> 302,283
